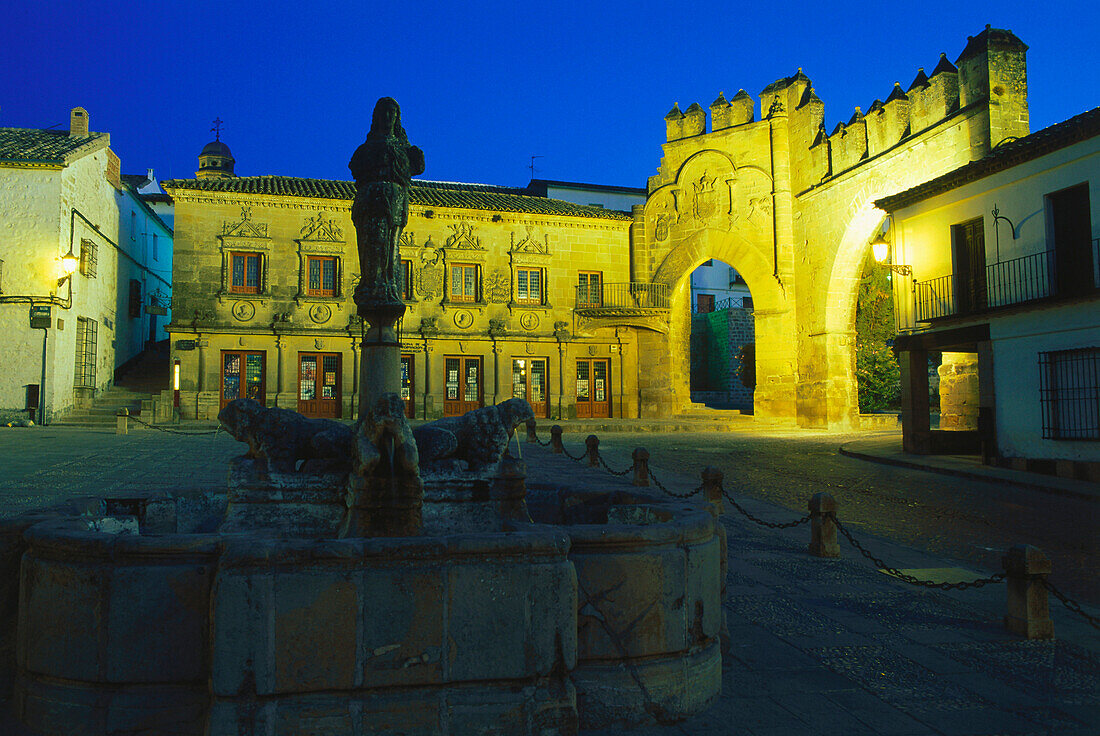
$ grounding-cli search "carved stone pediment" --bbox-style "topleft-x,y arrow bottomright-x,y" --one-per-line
222,206 -> 269,238
300,212 -> 344,242
444,222 -> 483,250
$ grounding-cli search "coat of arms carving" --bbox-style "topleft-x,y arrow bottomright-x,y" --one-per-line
692,172 -> 719,221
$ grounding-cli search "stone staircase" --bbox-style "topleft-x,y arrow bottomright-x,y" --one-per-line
673,402 -> 753,424
53,342 -> 170,427
53,386 -> 157,428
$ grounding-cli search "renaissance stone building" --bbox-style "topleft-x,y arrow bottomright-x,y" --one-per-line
163,170 -> 640,421
166,25 -> 1034,427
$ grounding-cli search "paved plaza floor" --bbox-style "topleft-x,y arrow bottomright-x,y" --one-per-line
0,423 -> 1097,735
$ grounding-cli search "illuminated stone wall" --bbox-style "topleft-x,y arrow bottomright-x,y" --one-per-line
633,27 -> 1029,427
164,182 -> 639,420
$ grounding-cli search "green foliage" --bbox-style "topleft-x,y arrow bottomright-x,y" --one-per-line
855,255 -> 900,412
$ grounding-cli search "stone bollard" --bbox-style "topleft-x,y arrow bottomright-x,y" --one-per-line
585,435 -> 600,467
1003,545 -> 1054,639
550,425 -> 563,454
632,448 -> 650,486
807,492 -> 839,558
116,408 -> 129,435
525,418 -> 538,443
701,466 -> 724,513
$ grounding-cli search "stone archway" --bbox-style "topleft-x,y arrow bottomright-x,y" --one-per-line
632,31 -> 1025,425
637,226 -> 795,420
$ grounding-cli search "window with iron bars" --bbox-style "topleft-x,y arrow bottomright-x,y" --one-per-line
1039,347 -> 1099,440
80,238 -> 97,278
74,317 -> 98,388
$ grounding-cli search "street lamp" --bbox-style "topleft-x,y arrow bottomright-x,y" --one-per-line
58,247 -> 79,287
870,233 -> 912,276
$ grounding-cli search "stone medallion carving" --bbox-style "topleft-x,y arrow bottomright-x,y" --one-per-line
315,339 -> 325,349
519,312 -> 539,331
588,345 -> 598,356
232,301 -> 255,322
309,303 -> 332,324
525,342 -> 535,355
453,310 -> 474,329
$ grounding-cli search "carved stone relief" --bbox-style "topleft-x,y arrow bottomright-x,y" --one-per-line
232,301 -> 255,322
445,222 -> 483,250
510,225 -> 549,254
222,206 -> 269,238
300,212 -> 343,241
485,269 -> 511,304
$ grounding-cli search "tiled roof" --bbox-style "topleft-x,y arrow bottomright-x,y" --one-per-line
876,106 -> 1100,212
0,128 -> 107,164
161,175 -> 634,220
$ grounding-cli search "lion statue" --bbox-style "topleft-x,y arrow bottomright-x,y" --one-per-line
218,398 -> 355,474
413,398 -> 534,472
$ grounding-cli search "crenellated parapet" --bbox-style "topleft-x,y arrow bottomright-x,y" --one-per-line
655,26 -> 1028,190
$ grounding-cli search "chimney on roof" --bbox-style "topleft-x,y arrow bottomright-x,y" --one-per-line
70,107 -> 88,137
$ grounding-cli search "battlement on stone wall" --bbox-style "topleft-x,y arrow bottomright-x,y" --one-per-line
660,26 -> 1028,190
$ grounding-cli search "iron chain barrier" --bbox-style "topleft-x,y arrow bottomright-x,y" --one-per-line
597,454 -> 634,477
645,468 -> 700,499
127,414 -> 222,437
829,513 -> 1006,591
720,484 -> 811,529
530,422 -> 1100,630
1043,579 -> 1100,631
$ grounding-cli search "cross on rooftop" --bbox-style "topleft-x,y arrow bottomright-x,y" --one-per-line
211,118 -> 224,141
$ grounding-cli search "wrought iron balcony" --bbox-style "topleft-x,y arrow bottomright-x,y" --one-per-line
574,282 -> 670,316
914,242 -> 1099,322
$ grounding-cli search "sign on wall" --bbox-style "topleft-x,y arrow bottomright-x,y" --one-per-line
29,305 -> 51,329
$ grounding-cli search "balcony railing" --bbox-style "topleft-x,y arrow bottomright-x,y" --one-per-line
914,246 -> 1099,322
692,295 -> 753,314
575,282 -> 670,312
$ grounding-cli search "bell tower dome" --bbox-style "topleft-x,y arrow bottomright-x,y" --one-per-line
195,118 -> 236,180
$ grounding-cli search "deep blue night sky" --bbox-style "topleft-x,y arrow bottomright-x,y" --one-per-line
3,1 -> 1096,189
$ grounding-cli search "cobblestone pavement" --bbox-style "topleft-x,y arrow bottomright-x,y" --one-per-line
577,430 -> 1100,608
0,425 -> 1098,735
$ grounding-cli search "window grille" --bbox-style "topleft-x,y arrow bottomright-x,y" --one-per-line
1039,347 -> 1099,440
74,317 -> 98,388
80,239 -> 97,278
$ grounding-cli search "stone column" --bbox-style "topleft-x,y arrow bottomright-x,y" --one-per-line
939,351 -> 979,431
900,349 -> 931,454
357,303 -> 405,421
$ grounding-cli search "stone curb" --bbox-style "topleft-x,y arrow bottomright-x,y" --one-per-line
838,441 -> 1100,504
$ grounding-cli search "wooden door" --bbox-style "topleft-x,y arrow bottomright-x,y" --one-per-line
401,354 -> 414,418
512,358 -> 549,418
1050,184 -> 1094,296
576,358 -> 610,418
953,218 -> 987,314
444,356 -> 482,417
298,352 -> 341,418
221,351 -> 265,409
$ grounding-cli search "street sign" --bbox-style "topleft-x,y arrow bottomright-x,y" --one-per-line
145,304 -> 167,316
176,340 -> 197,351
30,305 -> 52,329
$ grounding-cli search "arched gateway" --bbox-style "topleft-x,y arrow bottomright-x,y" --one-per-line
626,27 -> 1029,427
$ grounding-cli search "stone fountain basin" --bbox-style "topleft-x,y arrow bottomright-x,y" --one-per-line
8,492 -> 578,736
518,488 -> 723,729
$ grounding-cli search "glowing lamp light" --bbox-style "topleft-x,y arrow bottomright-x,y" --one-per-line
61,248 -> 79,275
869,233 -> 912,276
58,246 -> 80,287
870,234 -> 889,264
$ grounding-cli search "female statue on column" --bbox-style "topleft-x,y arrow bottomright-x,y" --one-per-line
349,97 -> 425,311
